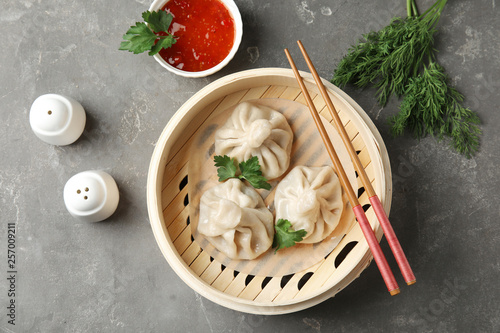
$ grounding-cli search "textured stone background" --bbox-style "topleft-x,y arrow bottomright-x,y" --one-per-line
1,0 -> 499,332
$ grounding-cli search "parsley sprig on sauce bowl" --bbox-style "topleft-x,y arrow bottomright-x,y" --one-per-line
119,10 -> 176,56
120,0 -> 243,78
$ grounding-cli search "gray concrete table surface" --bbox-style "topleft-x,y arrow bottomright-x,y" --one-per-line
1,0 -> 499,332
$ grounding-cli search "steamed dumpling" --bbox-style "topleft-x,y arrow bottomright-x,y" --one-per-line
198,179 -> 274,260
215,102 -> 293,180
274,166 -> 343,244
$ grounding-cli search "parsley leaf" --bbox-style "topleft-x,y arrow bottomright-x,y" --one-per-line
238,156 -> 271,190
272,219 -> 307,253
119,10 -> 177,56
213,155 -> 272,190
119,22 -> 157,54
214,155 -> 237,182
149,35 -> 176,55
142,10 -> 173,33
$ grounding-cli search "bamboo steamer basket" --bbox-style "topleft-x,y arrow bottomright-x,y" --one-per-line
147,68 -> 393,315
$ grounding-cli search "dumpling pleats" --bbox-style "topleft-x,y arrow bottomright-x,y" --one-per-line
274,166 -> 344,244
198,179 -> 274,260
215,102 -> 293,179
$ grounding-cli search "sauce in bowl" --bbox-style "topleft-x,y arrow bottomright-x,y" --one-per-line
159,0 -> 236,72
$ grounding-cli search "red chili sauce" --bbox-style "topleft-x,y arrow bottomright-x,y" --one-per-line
160,0 -> 235,72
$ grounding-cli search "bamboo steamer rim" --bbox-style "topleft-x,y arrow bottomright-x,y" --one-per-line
147,68 -> 393,314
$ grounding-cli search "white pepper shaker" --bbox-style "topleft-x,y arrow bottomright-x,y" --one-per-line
29,94 -> 86,145
63,170 -> 119,222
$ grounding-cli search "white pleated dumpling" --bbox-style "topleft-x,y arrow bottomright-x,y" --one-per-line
274,166 -> 344,244
215,102 -> 293,180
197,179 -> 274,260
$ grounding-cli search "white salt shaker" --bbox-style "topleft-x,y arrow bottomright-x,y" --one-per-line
63,170 -> 119,222
29,94 -> 86,145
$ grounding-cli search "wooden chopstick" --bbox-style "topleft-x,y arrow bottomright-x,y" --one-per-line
284,48 -> 400,296
296,40 -> 416,286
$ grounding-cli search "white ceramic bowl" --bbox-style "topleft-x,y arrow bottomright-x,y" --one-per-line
149,0 -> 243,78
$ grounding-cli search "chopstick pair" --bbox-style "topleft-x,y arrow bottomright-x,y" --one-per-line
285,40 -> 416,295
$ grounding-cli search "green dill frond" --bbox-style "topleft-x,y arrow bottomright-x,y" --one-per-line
390,62 -> 481,157
446,87 -> 481,158
332,0 -> 480,157
332,0 -> 448,106
332,16 -> 436,106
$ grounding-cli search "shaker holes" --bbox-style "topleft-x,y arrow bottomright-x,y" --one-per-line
76,188 -> 90,199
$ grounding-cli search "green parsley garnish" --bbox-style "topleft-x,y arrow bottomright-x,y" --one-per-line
238,156 -> 272,190
119,10 -> 177,56
331,0 -> 481,157
272,219 -> 307,253
213,155 -> 272,190
214,155 -> 238,182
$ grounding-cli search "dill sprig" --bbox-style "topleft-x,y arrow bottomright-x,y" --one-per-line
332,16 -> 435,106
390,63 -> 481,158
331,0 -> 481,157
332,0 -> 446,106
